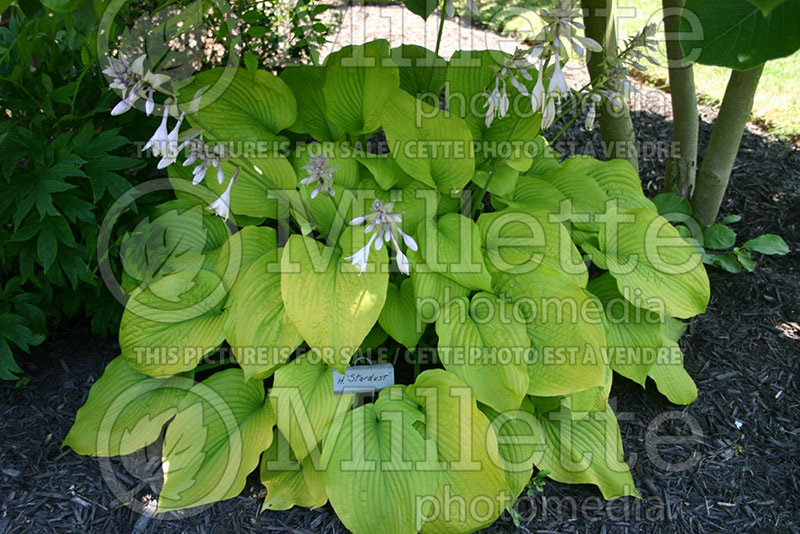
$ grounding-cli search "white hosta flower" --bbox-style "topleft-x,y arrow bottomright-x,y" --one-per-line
542,96 -> 556,129
445,0 -> 455,18
156,113 -> 186,169
183,139 -> 230,185
207,168 -> 239,221
300,155 -> 338,199
143,106 -> 170,157
104,53 -> 169,116
484,77 -> 509,127
547,49 -> 569,96
346,200 -> 418,275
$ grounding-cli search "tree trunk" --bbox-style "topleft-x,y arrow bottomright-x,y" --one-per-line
691,65 -> 764,225
662,0 -> 698,199
581,0 -> 639,172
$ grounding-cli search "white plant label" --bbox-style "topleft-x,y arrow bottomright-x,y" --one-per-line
332,363 -> 395,394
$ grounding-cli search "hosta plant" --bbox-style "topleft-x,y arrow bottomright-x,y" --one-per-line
65,30 -> 710,534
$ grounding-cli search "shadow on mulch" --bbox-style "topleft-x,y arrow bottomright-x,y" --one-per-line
1,106 -> 798,533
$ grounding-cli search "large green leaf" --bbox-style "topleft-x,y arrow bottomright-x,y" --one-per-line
477,208 -> 588,286
435,293 -> 530,412
489,266 -> 608,396
321,386 -> 439,534
280,64 -> 345,142
407,248 -> 471,324
526,401 -> 640,499
280,232 -> 389,370
213,226 -> 278,290
445,50 -> 503,141
63,356 -> 190,457
178,67 -> 296,144
260,428 -> 327,511
159,369 -> 275,512
381,88 -> 475,194
538,165 -> 609,228
587,208 -> 710,319
270,353 -> 353,460
587,274 -> 663,385
379,279 -> 424,349
416,213 -> 492,291
393,45 -> 448,102
120,199 -> 229,291
648,317 -> 697,405
480,399 -> 540,503
679,0 -> 800,69
323,40 -> 400,135
120,270 -> 228,377
225,250 -> 302,380
408,370 -> 511,533
559,157 -> 657,212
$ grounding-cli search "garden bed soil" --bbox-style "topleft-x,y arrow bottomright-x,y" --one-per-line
2,11 -> 799,533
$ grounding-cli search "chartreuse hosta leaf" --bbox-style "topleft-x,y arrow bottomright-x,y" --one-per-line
416,213 -> 493,292
159,368 -> 275,512
177,67 -> 296,144
270,353 -> 354,461
224,249 -> 302,381
561,364 -> 613,416
538,165 -> 609,227
407,248 -> 471,324
323,40 -> 400,135
559,157 -> 657,212
168,151 -> 297,220
213,226 -> 277,290
648,317 -> 698,405
472,164 -> 520,199
477,208 -> 588,287
279,64 -> 345,142
260,428 -> 327,511
392,45 -> 448,104
587,273 -> 663,385
490,265 -> 608,398
381,88 -> 475,194
379,279 -> 424,349
321,385 -> 440,534
500,175 -> 568,216
435,293 -> 530,413
445,50 -> 504,140
588,207 -> 710,319
356,151 -> 415,191
480,399 -> 539,504
119,199 -> 230,293
281,231 -> 388,370
525,401 -> 640,500
408,370 -> 511,533
120,269 -> 228,377
64,356 -> 192,457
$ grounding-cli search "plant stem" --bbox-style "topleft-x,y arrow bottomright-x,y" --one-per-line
662,0 -> 698,199
691,64 -> 764,225
435,2 -> 447,56
580,0 -> 639,172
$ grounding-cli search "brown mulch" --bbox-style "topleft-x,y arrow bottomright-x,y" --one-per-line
2,11 -> 800,534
